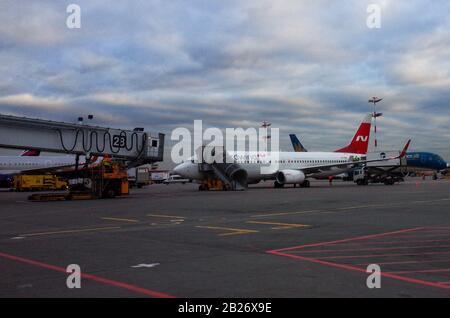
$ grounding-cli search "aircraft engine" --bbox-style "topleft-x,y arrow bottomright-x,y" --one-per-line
276,170 -> 306,185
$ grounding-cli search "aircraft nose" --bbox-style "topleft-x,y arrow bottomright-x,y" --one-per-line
172,162 -> 189,177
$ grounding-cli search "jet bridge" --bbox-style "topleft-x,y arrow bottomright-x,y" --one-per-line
0,114 -> 164,166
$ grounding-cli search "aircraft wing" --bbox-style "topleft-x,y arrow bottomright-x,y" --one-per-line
16,156 -> 102,175
16,164 -> 84,175
300,140 -> 411,175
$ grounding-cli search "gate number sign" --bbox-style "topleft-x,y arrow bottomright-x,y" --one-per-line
113,135 -> 127,148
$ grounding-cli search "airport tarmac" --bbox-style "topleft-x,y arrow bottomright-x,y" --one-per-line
0,178 -> 450,298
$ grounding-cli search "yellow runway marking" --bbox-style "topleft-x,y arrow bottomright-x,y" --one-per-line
147,214 -> 186,219
101,217 -> 139,223
196,226 -> 258,236
20,226 -> 121,237
251,210 -> 321,218
247,221 -> 310,230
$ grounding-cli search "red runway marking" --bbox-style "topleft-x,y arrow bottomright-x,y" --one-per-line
0,252 -> 176,298
317,250 -> 450,260
438,281 -> 450,285
269,250 -> 450,291
375,234 -> 450,240
289,244 -> 450,254
398,228 -> 450,233
355,259 -> 450,266
331,238 -> 450,247
267,227 -> 450,291
386,268 -> 450,275
269,227 -> 423,253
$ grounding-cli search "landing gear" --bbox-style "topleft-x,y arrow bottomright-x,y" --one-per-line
274,181 -> 284,188
356,179 -> 369,186
300,180 -> 310,188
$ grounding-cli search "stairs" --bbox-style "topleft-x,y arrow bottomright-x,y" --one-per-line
198,146 -> 248,191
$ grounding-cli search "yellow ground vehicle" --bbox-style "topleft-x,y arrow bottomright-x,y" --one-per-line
13,175 -> 68,192
199,178 -> 230,191
28,161 -> 129,201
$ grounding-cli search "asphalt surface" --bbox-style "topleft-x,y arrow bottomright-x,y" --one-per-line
1,178 -> 450,298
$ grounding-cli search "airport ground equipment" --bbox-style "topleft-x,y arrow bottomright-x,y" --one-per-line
0,114 -> 164,167
29,162 -> 129,201
150,170 -> 170,184
198,178 -> 230,191
13,175 -> 68,192
195,146 -> 247,191
354,150 -> 407,185
353,167 -> 402,185
0,113 -> 164,199
128,166 -> 150,188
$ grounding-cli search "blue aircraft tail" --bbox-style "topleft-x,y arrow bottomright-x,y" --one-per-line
289,134 -> 308,152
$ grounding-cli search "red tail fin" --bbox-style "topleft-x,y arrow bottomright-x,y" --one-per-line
398,139 -> 411,158
21,149 -> 41,156
335,114 -> 372,155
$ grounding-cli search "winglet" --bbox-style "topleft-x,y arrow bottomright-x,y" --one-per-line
398,139 -> 411,159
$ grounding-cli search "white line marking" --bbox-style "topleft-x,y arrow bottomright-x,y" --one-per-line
131,263 -> 160,268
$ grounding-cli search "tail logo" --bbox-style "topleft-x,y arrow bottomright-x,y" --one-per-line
356,136 -> 369,142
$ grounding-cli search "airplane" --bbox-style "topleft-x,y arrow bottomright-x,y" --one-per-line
173,113 -> 411,189
405,152 -> 449,179
0,154 -> 80,174
0,150 -> 44,186
289,134 -> 449,175
0,151 -> 100,187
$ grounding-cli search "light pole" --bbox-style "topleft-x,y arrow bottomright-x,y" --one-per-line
368,97 -> 383,149
261,121 -> 272,152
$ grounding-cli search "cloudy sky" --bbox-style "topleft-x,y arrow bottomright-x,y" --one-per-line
1,0 -> 449,162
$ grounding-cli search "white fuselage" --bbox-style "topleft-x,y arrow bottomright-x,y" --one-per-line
174,151 -> 364,184
0,156 -> 79,174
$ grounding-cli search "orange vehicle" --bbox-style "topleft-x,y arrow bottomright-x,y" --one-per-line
28,161 -> 129,201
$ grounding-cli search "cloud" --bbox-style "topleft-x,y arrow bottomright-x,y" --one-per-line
0,93 -> 67,109
0,0 -> 449,162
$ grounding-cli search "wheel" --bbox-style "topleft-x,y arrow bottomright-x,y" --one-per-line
274,181 -> 284,188
301,180 -> 310,188
103,189 -> 116,198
